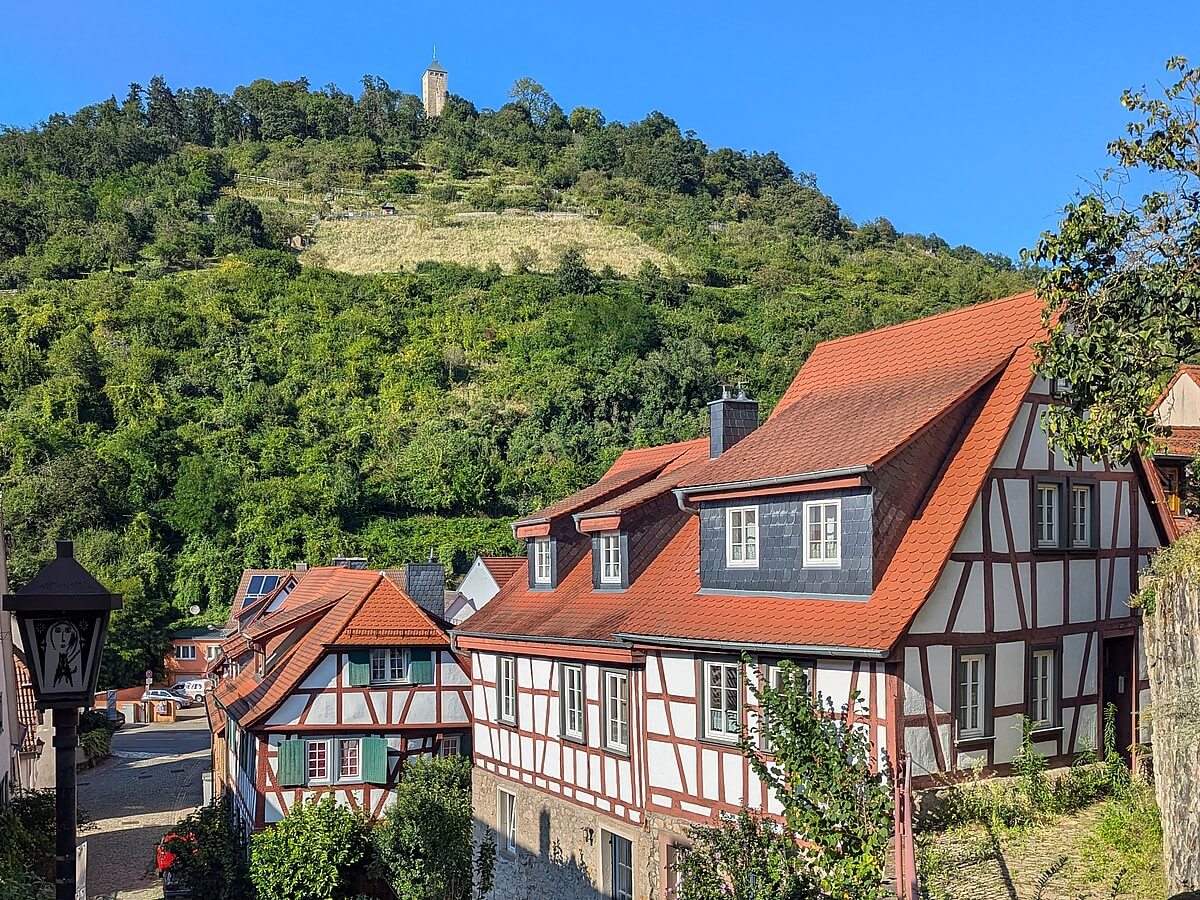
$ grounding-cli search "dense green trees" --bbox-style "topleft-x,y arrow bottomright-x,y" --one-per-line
0,72 -> 1030,686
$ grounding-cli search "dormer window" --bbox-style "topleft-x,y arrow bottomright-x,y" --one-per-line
533,540 -> 552,585
726,506 -> 759,567
600,533 -> 622,585
803,499 -> 840,567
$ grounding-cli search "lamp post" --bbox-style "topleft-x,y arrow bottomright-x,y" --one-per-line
2,540 -> 122,900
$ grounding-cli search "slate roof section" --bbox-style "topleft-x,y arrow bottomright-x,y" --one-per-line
214,566 -> 450,727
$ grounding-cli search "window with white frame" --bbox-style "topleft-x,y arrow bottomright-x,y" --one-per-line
533,540 -> 553,585
1071,484 -> 1093,548
175,644 -> 196,660
337,738 -> 360,781
370,648 -> 409,683
497,656 -> 517,724
726,506 -> 759,567
604,670 -> 629,752
205,645 -> 221,661
705,660 -> 741,740
600,533 -> 622,584
497,789 -> 516,856
606,831 -> 634,900
561,663 -> 585,741
1036,483 -> 1060,548
957,653 -> 987,739
439,735 -> 461,757
803,500 -> 840,566
1030,649 -> 1057,727
306,739 -> 329,782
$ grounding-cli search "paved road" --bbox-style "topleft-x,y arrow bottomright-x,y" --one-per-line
77,706 -> 211,899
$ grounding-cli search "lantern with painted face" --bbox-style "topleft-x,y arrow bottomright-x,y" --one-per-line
3,541 -> 122,709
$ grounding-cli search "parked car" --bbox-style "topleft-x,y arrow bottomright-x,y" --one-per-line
169,679 -> 210,703
105,709 -> 126,729
141,688 -> 191,708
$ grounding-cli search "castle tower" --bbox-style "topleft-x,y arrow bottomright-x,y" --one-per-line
422,50 -> 447,118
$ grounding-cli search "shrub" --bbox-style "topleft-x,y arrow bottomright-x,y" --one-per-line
162,796 -> 252,900
389,172 -> 418,195
428,184 -> 459,204
79,709 -> 118,735
250,796 -> 369,900
373,755 -> 483,900
79,727 -> 112,760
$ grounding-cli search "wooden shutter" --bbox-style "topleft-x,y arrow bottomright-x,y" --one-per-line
276,739 -> 306,787
347,651 -> 371,687
460,728 -> 472,759
409,649 -> 434,685
361,736 -> 389,785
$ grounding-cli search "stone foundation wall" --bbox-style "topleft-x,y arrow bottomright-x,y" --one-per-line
474,767 -> 680,900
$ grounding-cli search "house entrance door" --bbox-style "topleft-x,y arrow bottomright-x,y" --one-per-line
1100,634 -> 1135,763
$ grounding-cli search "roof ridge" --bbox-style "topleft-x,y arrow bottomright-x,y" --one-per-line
809,290 -> 1038,353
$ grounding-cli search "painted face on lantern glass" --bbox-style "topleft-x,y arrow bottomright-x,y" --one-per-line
44,620 -> 82,690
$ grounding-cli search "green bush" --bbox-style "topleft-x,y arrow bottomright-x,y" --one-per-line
79,709 -> 118,735
79,727 -> 112,759
250,796 -> 369,900
162,795 -> 252,900
428,183 -> 459,204
389,172 -> 419,195
373,755 -> 483,900
0,790 -> 59,889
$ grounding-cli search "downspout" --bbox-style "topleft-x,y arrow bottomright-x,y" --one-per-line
0,490 -> 24,789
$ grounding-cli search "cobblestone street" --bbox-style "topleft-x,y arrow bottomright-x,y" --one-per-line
77,707 -> 210,899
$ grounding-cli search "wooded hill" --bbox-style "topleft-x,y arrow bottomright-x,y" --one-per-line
0,74 -> 1030,685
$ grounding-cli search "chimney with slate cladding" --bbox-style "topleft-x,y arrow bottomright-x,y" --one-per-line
405,562 -> 447,620
708,384 -> 759,458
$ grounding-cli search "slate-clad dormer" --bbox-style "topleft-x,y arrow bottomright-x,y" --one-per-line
527,537 -> 558,590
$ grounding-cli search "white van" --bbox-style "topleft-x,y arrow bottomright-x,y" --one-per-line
171,679 -> 211,702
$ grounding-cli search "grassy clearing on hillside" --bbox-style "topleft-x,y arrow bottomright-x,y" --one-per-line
301,210 -> 676,276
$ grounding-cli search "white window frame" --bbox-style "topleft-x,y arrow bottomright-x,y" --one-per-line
605,830 -> 634,900
599,533 -> 622,585
802,499 -> 841,567
205,645 -> 221,661
336,737 -> 361,782
497,789 -> 517,856
1030,649 -> 1056,727
604,670 -> 629,753
306,738 -> 331,784
1036,483 -> 1060,548
725,506 -> 759,567
533,540 -> 553,585
561,663 -> 585,741
704,660 -> 741,741
497,656 -> 517,725
439,735 -> 461,758
175,644 -> 197,661
1071,484 -> 1092,548
370,648 -> 410,684
958,653 -> 986,739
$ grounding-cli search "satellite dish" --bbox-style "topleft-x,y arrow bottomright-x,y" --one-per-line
188,605 -> 201,616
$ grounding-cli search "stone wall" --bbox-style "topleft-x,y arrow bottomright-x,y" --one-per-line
474,767 -> 668,900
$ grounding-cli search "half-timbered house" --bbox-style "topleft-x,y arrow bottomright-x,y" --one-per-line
1150,364 -> 1200,523
210,563 -> 471,832
454,291 -> 1175,900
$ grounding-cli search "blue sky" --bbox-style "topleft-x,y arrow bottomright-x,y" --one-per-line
1,1 -> 1196,258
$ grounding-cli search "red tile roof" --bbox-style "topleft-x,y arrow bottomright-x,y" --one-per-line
13,652 -> 39,753
215,567 -> 449,727
680,292 -> 1045,490
479,557 -> 527,588
460,291 -> 1175,655
1160,426 -> 1200,459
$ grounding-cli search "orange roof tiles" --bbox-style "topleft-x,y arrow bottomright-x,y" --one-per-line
680,292 -> 1046,489
479,557 -> 526,588
459,292 -> 1074,654
214,566 -> 450,727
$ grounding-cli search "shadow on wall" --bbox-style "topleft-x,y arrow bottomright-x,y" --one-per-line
477,808 -> 606,900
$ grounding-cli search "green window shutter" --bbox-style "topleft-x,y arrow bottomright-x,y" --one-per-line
277,739 -> 306,788
347,651 -> 371,687
409,649 -> 434,685
362,737 -> 389,785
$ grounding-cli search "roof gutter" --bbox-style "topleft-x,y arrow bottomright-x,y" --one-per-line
673,465 -> 872,511
452,629 -> 627,650
612,631 -> 888,660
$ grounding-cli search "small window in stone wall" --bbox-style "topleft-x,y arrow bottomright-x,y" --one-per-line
498,789 -> 517,857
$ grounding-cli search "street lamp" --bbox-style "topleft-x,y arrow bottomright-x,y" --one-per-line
2,540 -> 122,900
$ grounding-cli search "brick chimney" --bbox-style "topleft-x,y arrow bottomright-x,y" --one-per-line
709,385 -> 759,458
404,562 -> 447,620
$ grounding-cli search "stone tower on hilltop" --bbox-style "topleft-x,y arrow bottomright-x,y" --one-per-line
422,50 -> 447,118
